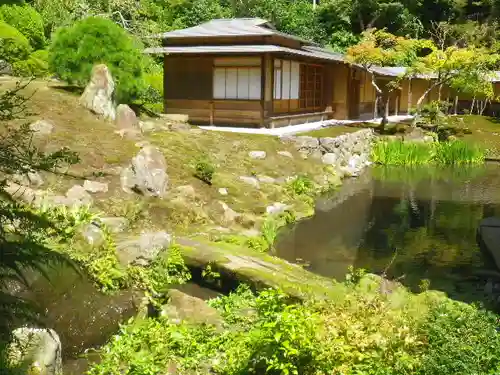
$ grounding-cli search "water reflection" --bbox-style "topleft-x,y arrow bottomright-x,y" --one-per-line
276,164 -> 500,307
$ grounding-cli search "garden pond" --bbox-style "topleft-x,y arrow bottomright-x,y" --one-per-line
277,164 -> 500,308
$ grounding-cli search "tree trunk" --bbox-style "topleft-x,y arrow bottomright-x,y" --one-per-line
373,96 -> 379,119
470,97 -> 475,114
454,96 -> 458,115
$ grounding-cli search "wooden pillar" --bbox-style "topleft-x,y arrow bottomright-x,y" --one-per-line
209,101 -> 214,125
454,95 -> 458,115
394,95 -> 399,116
407,78 -> 412,115
262,53 -> 274,128
163,54 -> 168,114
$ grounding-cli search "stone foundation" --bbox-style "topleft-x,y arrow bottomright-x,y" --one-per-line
280,128 -> 374,177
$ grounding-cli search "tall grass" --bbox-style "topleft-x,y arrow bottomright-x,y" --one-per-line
372,140 -> 485,166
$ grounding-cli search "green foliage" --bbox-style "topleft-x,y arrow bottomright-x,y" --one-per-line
417,301 -> 500,375
89,281 -> 500,375
49,17 -> 147,103
434,140 -> 485,165
261,216 -> 280,253
0,5 -> 45,50
0,82 -> 80,340
12,49 -> 49,77
372,139 -> 485,165
193,156 -> 215,185
0,21 -> 31,63
287,175 -> 315,196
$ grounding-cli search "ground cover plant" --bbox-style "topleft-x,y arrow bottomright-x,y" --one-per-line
372,139 -> 485,166
87,276 -> 500,375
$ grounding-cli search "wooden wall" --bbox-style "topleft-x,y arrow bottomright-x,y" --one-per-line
330,63 -> 350,119
165,99 -> 262,125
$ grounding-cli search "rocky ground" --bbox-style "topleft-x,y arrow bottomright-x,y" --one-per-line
1,71 -> 375,374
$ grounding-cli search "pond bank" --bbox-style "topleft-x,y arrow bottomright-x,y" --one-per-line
276,164 -> 500,311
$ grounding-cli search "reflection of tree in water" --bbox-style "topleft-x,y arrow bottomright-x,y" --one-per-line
356,188 -> 489,306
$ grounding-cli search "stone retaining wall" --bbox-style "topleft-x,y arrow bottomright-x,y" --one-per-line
281,128 -> 374,177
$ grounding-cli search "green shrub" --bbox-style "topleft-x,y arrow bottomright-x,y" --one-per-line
417,301 -> 500,375
193,156 -> 215,185
0,21 -> 31,62
49,17 -> 147,104
12,49 -> 49,77
0,5 -> 45,50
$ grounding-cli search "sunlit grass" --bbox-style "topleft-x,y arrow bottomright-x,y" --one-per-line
372,140 -> 485,166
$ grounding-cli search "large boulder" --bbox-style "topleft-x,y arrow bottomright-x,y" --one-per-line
116,231 -> 172,266
30,120 -> 54,135
116,104 -> 139,130
8,327 -> 62,375
161,289 -> 223,330
79,64 -> 116,120
120,146 -> 168,197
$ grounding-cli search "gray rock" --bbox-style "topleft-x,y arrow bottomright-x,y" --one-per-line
80,223 -> 105,247
239,176 -> 260,189
12,171 -> 44,187
114,128 -> 141,139
79,64 -> 116,120
116,104 -> 139,130
174,185 -> 196,199
281,136 -> 319,150
0,60 -> 12,75
83,180 -> 109,193
100,217 -> 128,233
161,289 -> 223,330
169,122 -> 192,132
30,120 -> 54,135
403,127 -> 433,143
116,231 -> 172,267
309,149 -> 324,160
217,201 -> 240,224
66,185 -> 93,206
277,151 -> 293,158
139,121 -> 156,133
321,152 -> 338,165
121,146 -> 168,197
319,137 -> 341,153
218,187 -> 228,196
257,175 -> 276,184
8,327 -> 62,375
266,202 -> 291,216
249,150 -> 266,160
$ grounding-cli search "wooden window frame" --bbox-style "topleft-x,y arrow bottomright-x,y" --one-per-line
299,63 -> 324,111
213,60 -> 262,101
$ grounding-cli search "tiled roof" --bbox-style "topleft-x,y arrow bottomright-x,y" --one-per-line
144,44 -> 345,62
154,18 -> 317,45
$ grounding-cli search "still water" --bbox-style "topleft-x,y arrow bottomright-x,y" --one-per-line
276,164 -> 500,306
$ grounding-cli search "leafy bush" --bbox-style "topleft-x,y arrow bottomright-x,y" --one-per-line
0,21 -> 31,63
193,156 -> 215,185
417,301 -> 500,375
0,4 -> 45,50
88,278 -> 500,375
49,17 -> 147,103
12,49 -> 49,77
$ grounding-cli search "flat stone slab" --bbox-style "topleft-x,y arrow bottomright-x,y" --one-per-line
176,238 -> 346,300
